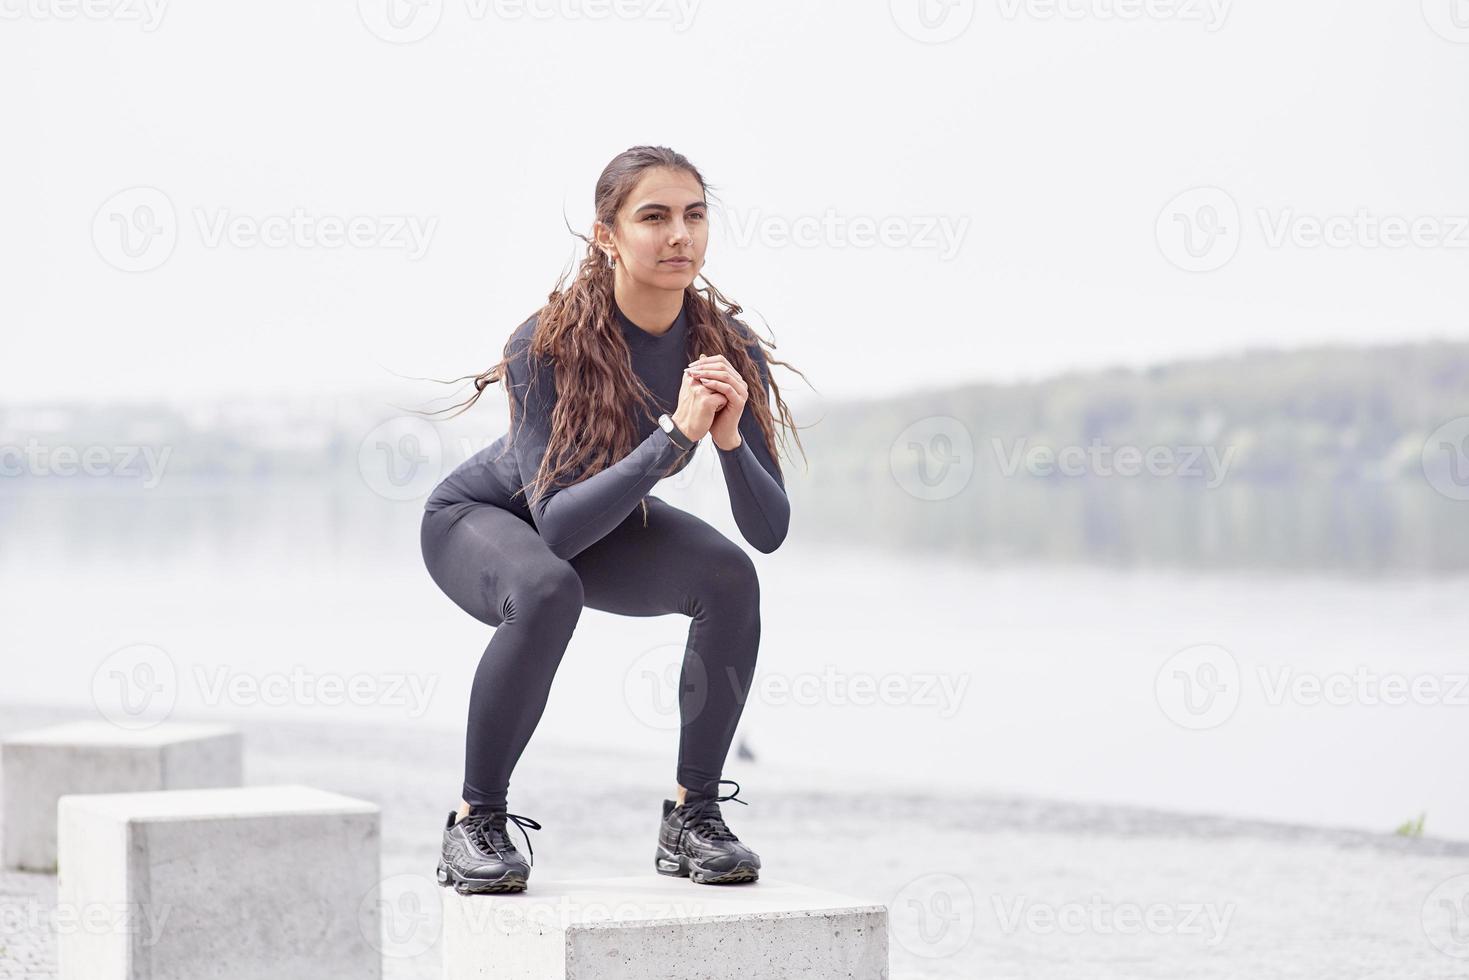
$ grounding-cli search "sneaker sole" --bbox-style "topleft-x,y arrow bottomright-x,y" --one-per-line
437,859 -> 528,895
654,845 -> 759,885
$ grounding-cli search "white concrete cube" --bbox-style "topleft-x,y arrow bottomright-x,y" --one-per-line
1,720 -> 243,872
441,875 -> 888,979
56,784 -> 381,980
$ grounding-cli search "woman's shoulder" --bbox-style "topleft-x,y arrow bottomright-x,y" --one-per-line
719,307 -> 752,337
504,309 -> 542,356
720,310 -> 769,373
500,309 -> 551,380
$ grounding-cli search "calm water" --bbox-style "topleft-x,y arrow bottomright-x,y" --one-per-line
4,480 -> 1466,841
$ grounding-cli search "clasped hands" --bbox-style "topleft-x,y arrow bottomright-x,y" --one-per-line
674,353 -> 747,451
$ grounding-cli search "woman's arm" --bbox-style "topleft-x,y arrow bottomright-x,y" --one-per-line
714,341 -> 790,554
509,342 -> 687,561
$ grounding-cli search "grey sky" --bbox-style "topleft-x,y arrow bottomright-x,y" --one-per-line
4,0 -> 1466,405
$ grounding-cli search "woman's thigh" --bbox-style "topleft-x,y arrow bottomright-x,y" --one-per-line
420,501 -> 579,628
570,496 -> 758,619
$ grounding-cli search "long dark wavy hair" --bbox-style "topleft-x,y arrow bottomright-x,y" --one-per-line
413,145 -> 809,522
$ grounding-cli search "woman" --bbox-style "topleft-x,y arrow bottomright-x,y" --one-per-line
417,146 -> 806,894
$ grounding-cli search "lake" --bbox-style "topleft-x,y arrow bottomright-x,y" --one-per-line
3,479 -> 1465,842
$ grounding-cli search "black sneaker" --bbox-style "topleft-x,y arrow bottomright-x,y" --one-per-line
436,805 -> 541,895
655,779 -> 761,885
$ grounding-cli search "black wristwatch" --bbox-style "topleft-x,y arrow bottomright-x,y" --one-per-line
658,413 -> 695,451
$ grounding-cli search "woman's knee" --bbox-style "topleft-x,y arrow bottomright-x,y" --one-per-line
502,560 -> 584,624
688,538 -> 760,607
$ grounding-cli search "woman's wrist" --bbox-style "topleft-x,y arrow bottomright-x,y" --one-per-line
670,409 -> 699,441
663,411 -> 698,450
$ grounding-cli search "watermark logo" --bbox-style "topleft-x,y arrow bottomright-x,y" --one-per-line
92,186 -> 178,273
1156,648 -> 1461,725
1422,416 -> 1469,501
1155,643 -> 1239,730
1423,874 -> 1469,958
890,0 -> 975,42
1156,187 -> 1240,272
358,0 -> 445,43
90,643 -> 439,725
891,416 -> 975,501
359,416 -> 445,502
1160,187 -> 1469,271
891,872 -> 975,958
1422,0 -> 1469,43
358,872 -> 443,958
91,643 -> 178,730
92,188 -> 438,271
623,642 -> 709,731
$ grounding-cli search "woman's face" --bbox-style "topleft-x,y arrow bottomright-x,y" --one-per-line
601,167 -> 708,290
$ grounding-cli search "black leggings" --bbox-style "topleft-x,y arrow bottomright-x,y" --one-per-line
420,495 -> 761,808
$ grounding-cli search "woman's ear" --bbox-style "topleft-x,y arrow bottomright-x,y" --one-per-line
592,219 -> 618,260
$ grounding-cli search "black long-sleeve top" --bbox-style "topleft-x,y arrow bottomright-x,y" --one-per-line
424,297 -> 790,559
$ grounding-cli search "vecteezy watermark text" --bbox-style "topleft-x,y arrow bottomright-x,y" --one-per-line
726,666 -> 971,719
0,439 -> 171,488
93,187 -> 438,272
1257,209 -> 1469,250
193,208 -> 436,258
1257,667 -> 1469,708
357,0 -> 703,43
1156,643 -> 1469,731
992,894 -> 1235,946
1,899 -> 172,947
722,207 -> 969,261
1158,187 -> 1469,272
192,665 -> 439,718
992,437 -> 1236,488
0,0 -> 168,29
621,644 -> 971,731
995,0 -> 1231,31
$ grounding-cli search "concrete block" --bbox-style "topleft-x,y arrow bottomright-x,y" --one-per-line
56,783 -> 381,980
1,720 -> 243,872
441,875 -> 888,979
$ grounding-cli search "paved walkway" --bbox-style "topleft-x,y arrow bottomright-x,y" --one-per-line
4,704 -> 1467,979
